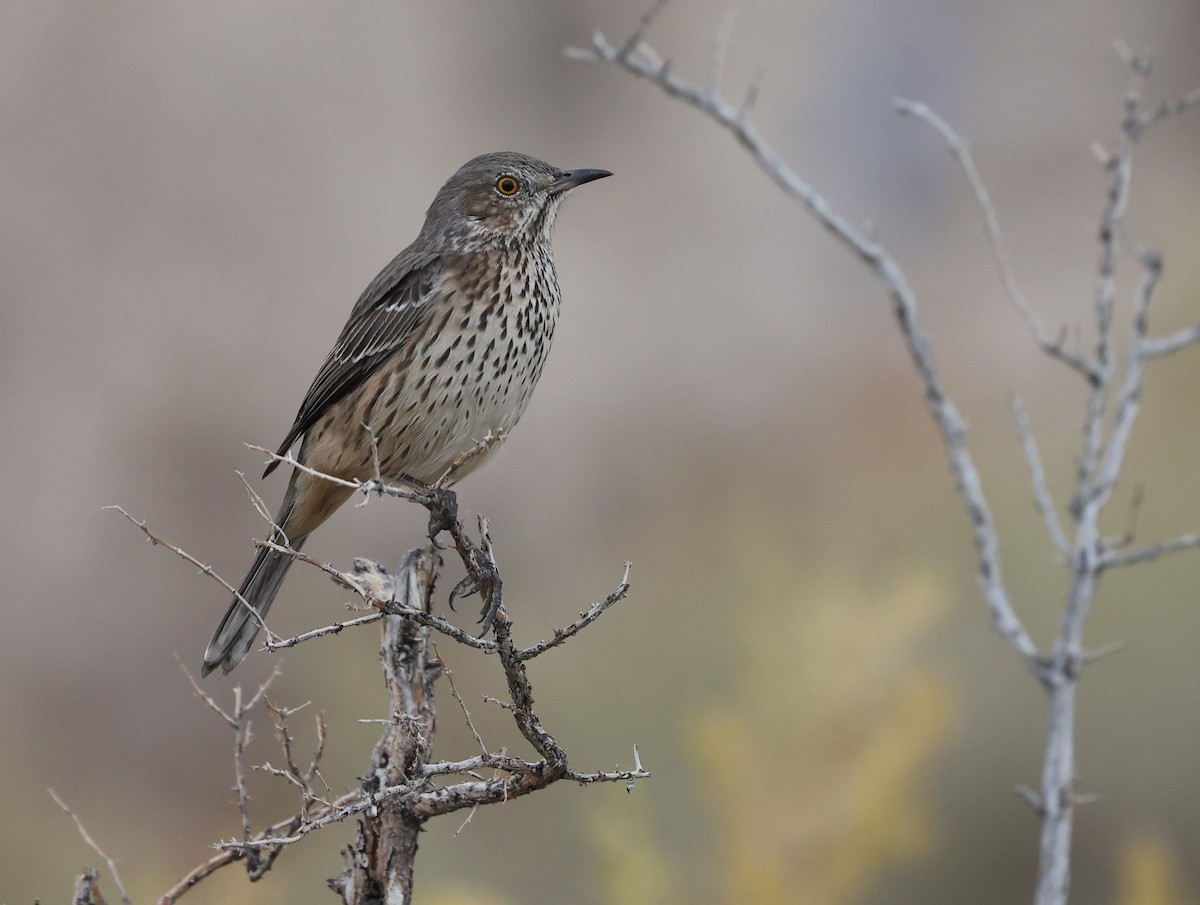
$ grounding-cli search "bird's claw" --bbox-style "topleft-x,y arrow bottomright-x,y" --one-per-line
424,486 -> 459,548
448,562 -> 502,636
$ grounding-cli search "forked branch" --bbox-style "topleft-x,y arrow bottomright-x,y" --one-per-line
91,469 -> 644,902
570,7 -> 1200,905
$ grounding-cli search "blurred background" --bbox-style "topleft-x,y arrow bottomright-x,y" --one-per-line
3,1 -> 1199,903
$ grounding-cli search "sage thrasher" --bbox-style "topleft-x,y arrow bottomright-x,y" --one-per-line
202,152 -> 610,675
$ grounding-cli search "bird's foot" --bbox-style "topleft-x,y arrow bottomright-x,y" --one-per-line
426,487 -> 459,549
401,473 -> 459,549
449,561 -> 503,636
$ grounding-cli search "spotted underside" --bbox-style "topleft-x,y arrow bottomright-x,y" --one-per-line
286,243 -> 559,538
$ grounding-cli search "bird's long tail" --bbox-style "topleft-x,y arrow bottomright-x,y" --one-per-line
203,490 -> 304,676
202,534 -> 305,676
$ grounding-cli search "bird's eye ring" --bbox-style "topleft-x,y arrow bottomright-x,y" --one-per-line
495,175 -> 520,196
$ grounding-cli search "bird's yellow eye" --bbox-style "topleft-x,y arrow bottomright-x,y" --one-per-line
495,175 -> 520,196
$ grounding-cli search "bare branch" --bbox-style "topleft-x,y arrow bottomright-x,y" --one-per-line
106,505 -> 274,641
1033,58 -> 1192,905
572,14 -> 1200,905
568,746 -> 650,790
707,8 -> 736,98
112,409 -> 640,898
1143,320 -> 1200,358
1084,251 -> 1163,514
237,469 -> 280,532
1012,397 -> 1071,559
516,561 -> 633,660
159,852 -> 241,904
261,699 -> 330,815
1135,84 -> 1200,131
72,869 -> 106,905
176,656 -> 236,727
571,5 -> 1045,680
435,430 -> 507,489
376,587 -> 500,652
616,0 -> 670,60
249,545 -> 497,654
1014,784 -> 1045,816
161,791 -> 361,903
216,786 -> 389,850
118,522 -> 638,899
421,753 -> 544,779
245,444 -> 423,505
1101,532 -> 1200,569
231,687 -> 256,852
1071,73 -> 1145,514
256,539 -> 366,594
264,610 -> 385,652
1082,639 -> 1128,664
364,421 -> 384,487
566,766 -> 653,785
894,98 -> 1098,381
435,643 -> 487,754
629,744 -> 646,792
240,664 -> 282,713
451,804 -> 480,838
51,790 -> 133,905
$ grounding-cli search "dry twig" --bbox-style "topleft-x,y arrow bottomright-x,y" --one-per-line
102,455 -> 641,901
50,790 -> 132,905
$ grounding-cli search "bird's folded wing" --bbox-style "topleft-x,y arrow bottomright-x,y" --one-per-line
264,251 -> 443,477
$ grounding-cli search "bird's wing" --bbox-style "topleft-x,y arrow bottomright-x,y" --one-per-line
263,248 -> 443,478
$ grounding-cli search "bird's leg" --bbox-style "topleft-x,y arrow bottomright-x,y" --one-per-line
401,475 -> 501,634
425,486 -> 459,545
449,558 -> 503,637
398,474 -> 460,548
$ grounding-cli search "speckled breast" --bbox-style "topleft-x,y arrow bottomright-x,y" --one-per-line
364,243 -> 561,485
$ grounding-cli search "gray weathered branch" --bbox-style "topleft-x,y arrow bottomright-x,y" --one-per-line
570,8 -> 1200,905
96,480 -> 643,903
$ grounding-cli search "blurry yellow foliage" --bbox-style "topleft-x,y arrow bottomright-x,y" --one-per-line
1117,830 -> 1198,905
589,552 -> 958,905
588,791 -> 683,905
422,885 -> 514,905
689,570 -> 956,905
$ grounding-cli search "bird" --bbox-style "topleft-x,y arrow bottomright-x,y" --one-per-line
202,152 -> 611,675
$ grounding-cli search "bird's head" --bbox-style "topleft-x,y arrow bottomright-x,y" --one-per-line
423,151 -> 610,250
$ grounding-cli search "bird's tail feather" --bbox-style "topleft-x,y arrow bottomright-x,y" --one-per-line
202,531 -> 306,676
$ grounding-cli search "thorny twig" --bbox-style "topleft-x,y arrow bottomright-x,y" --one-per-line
50,790 -> 133,905
246,441 -> 508,633
264,610 -> 385,651
435,642 -> 488,754
105,505 -> 275,643
515,561 -> 634,660
101,457 -> 642,900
